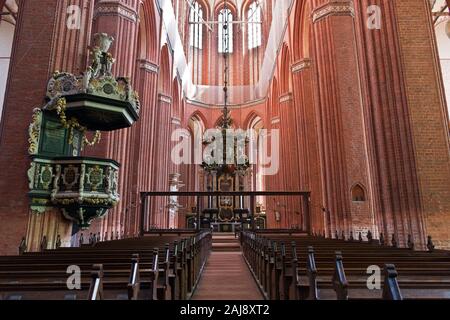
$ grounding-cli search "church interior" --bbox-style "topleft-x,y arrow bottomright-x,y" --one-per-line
0,0 -> 449,302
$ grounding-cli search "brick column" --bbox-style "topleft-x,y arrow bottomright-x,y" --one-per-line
90,0 -> 140,238
311,0 -> 374,238
125,59 -> 160,236
279,93 -> 302,229
151,93 -> 173,228
391,0 -> 449,248
0,0 -> 95,254
291,58 -> 325,234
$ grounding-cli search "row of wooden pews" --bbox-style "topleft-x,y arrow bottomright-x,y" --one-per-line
241,230 -> 450,300
0,230 -> 212,300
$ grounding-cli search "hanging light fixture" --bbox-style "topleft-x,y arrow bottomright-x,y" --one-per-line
201,0 -> 250,176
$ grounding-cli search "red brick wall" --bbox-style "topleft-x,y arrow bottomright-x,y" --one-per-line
0,0 -> 62,255
1,0 -> 450,254
393,0 -> 450,248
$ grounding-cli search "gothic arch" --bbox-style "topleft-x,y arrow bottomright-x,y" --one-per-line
292,0 -> 312,61
241,0 -> 263,16
139,0 -> 159,62
270,77 -> 279,118
189,0 -> 211,19
214,114 -> 235,128
245,112 -> 265,194
279,43 -> 292,94
187,110 -> 208,129
172,78 -> 182,118
214,0 -> 238,17
351,183 -> 367,202
244,111 -> 264,129
0,0 -> 18,125
187,0 -> 210,84
158,44 -> 172,95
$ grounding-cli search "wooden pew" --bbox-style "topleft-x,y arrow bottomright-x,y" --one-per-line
241,231 -> 450,300
0,230 -> 212,300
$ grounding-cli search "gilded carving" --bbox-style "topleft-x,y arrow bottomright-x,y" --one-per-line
30,206 -> 48,215
27,162 -> 36,189
39,165 -> 54,190
79,164 -> 86,193
28,109 -> 42,155
62,165 -> 80,191
87,166 -> 104,191
52,164 -> 61,200
26,33 -> 129,230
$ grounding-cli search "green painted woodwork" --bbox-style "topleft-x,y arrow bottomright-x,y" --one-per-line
28,156 -> 120,229
26,33 -> 140,229
63,93 -> 138,131
38,113 -> 82,157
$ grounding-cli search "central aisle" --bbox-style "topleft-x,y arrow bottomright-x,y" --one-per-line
192,234 -> 263,300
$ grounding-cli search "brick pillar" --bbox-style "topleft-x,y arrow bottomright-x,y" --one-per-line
311,0 -> 375,238
390,0 -> 450,248
268,94 -> 285,228
0,0 -> 95,254
291,59 -> 325,234
90,0 -> 140,238
278,95 -> 290,229
279,93 -> 302,229
125,59 -> 160,236
151,94 -> 172,228
347,0 -> 427,247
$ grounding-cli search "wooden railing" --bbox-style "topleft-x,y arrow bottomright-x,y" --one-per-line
139,191 -> 311,235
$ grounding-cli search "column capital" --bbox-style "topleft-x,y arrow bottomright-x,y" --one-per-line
171,117 -> 182,125
94,1 -> 139,23
158,93 -> 173,104
292,59 -> 312,73
138,59 -> 159,73
271,117 -> 281,125
279,93 -> 293,104
312,0 -> 355,23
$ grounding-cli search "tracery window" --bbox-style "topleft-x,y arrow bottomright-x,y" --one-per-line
248,1 -> 262,50
218,8 -> 233,53
189,1 -> 203,49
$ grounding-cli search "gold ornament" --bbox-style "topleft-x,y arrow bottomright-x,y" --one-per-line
55,98 -> 101,150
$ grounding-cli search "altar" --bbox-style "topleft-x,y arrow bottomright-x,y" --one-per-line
211,222 -> 243,233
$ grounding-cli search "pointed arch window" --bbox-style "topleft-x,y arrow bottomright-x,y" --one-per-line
218,8 -> 233,53
189,1 -> 204,49
248,1 -> 262,50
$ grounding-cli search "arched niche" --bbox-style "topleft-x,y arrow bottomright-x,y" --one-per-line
279,43 -> 292,95
0,0 -> 18,123
158,44 -> 172,95
351,184 -> 367,202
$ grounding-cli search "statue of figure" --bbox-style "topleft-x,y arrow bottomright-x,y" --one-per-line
89,47 -> 103,79
94,33 -> 114,53
91,33 -> 115,77
103,52 -> 115,77
82,67 -> 93,92
85,33 -> 115,83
